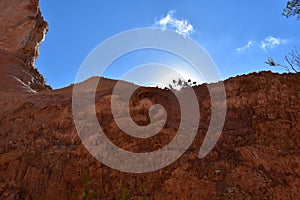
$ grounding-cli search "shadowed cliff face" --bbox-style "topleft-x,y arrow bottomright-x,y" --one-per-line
1,1 -> 300,200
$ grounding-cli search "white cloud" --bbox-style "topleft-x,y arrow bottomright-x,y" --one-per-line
236,41 -> 254,52
156,10 -> 194,37
260,36 -> 287,50
235,36 -> 288,54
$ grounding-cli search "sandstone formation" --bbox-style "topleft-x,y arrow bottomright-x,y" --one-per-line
0,1 -> 300,199
0,0 -> 49,97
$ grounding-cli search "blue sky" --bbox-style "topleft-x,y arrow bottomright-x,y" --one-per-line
36,0 -> 300,89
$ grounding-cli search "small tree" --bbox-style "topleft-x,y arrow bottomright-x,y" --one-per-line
283,0 -> 300,19
168,78 -> 197,90
265,47 -> 300,73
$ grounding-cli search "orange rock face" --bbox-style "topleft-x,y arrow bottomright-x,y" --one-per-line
0,0 -> 49,97
0,0 -> 47,66
1,1 -> 300,200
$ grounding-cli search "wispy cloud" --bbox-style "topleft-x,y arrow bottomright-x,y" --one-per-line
260,36 -> 287,50
236,41 -> 254,52
235,36 -> 288,53
155,10 -> 194,37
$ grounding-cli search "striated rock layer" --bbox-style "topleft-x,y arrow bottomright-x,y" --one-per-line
1,1 -> 300,199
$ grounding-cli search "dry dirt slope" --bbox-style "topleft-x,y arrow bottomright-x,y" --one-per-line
1,0 -> 300,199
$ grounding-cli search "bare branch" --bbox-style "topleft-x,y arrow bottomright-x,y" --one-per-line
285,55 -> 298,73
265,47 -> 299,73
